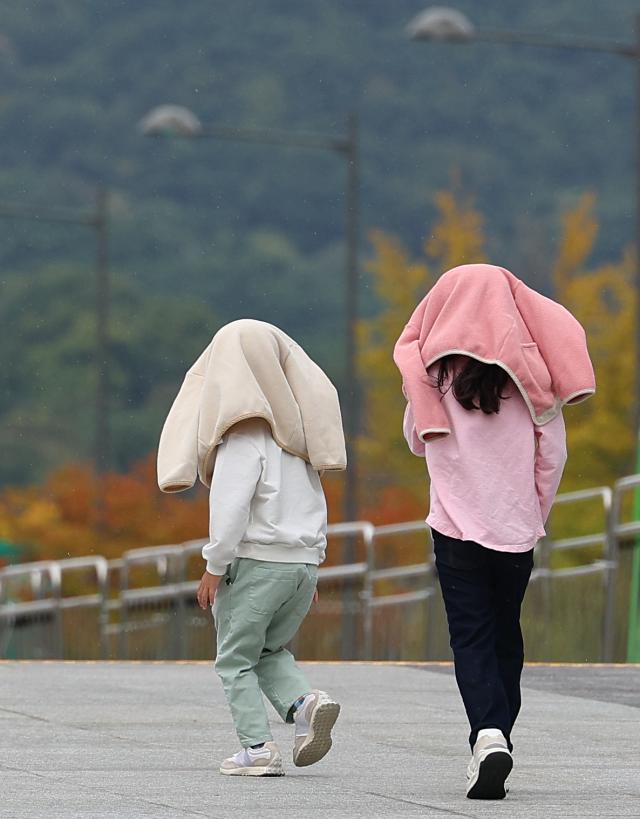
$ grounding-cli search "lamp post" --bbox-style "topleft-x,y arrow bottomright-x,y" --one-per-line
0,189 -> 111,477
407,7 -> 640,662
139,105 -> 361,525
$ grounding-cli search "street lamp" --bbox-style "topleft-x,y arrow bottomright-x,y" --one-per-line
408,7 -> 475,42
408,7 -> 637,54
407,7 -> 640,661
0,189 -> 111,478
139,105 -> 361,525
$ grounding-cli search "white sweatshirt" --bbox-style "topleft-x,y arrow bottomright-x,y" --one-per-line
202,420 -> 328,576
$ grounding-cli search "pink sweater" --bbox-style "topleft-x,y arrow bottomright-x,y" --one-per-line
404,374 -> 567,553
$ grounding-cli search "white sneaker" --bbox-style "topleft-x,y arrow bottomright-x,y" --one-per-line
466,730 -> 512,799
292,690 -> 340,767
219,741 -> 284,776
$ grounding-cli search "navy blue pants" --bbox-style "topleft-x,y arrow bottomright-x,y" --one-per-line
432,529 -> 534,751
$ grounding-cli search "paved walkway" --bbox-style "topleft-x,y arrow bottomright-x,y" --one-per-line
1,662 -> 638,818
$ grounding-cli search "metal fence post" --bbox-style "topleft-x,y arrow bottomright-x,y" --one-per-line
366,521 -> 432,660
173,546 -> 187,660
362,524 -> 375,660
601,487 -> 616,661
610,474 -> 640,660
324,522 -> 373,659
119,559 -> 130,660
96,558 -> 109,659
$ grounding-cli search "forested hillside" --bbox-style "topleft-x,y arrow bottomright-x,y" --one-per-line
1,0 -> 637,484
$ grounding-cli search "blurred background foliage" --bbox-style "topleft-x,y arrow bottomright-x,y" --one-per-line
0,0 -> 637,558
1,187 -> 631,562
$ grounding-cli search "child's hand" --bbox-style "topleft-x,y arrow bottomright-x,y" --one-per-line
313,587 -> 319,605
196,572 -> 221,610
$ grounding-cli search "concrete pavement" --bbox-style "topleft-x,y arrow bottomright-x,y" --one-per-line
1,661 -> 638,818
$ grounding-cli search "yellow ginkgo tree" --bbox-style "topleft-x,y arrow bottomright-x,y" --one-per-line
359,186 -> 635,522
553,193 -> 635,489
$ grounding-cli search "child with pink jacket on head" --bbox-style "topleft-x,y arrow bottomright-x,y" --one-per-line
395,264 -> 595,800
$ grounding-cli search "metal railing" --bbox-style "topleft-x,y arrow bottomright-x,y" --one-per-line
609,475 -> 640,660
365,521 -> 436,659
0,477 -> 637,661
0,561 -> 62,658
536,486 -> 615,660
0,556 -> 108,659
111,539 -> 207,659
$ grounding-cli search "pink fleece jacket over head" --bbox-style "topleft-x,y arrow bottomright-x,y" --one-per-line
393,264 -> 595,450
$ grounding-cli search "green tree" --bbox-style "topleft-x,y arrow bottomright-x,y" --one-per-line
0,264 -> 217,483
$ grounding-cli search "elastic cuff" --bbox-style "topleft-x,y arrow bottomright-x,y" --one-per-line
206,561 -> 226,576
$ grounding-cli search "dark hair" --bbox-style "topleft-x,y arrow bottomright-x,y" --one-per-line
436,356 -> 509,414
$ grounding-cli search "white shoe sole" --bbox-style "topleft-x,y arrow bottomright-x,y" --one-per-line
220,752 -> 284,777
220,763 -> 284,777
466,750 -> 512,799
293,698 -> 340,767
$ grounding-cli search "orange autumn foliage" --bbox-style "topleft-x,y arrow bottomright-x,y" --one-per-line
0,455 -> 209,563
1,457 -> 363,567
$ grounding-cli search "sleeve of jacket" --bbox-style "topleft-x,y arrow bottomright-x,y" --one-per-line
157,347 -> 210,493
402,402 -> 426,458
284,346 -> 347,471
393,314 -> 450,443
202,432 -> 262,575
534,411 -> 568,523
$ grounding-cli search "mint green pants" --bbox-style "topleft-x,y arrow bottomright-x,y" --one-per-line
212,557 -> 317,747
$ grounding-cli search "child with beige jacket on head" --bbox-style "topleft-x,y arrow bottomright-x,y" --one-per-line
158,319 -> 346,776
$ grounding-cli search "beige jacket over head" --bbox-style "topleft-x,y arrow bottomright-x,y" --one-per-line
157,319 -> 347,492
